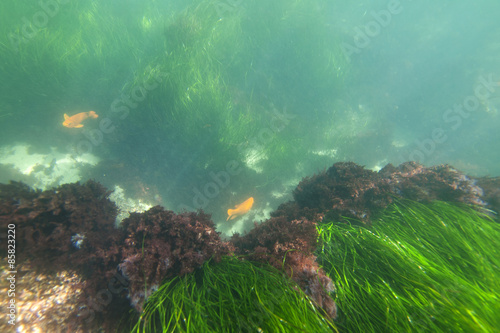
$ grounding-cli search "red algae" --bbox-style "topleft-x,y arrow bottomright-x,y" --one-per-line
1,161 -> 498,330
118,206 -> 233,311
275,161 -> 492,225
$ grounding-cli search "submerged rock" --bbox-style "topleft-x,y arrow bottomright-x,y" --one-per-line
1,161 -> 497,331
275,161 -> 495,225
118,206 -> 233,311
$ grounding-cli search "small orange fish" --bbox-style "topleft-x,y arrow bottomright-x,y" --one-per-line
227,197 -> 254,221
62,111 -> 98,128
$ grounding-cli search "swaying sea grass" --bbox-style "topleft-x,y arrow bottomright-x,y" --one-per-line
318,200 -> 500,333
133,256 -> 337,333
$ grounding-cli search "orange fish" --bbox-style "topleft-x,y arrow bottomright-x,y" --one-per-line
62,111 -> 98,128
227,197 -> 254,221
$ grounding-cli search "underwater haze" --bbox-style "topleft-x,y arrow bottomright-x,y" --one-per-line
2,1 -> 500,332
1,0 -> 500,232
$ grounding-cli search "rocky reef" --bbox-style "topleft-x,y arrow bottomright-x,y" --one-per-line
274,161 -> 494,225
0,181 -> 127,331
1,161 -> 498,332
229,161 -> 500,321
0,181 -> 232,330
118,207 -> 233,311
0,180 -> 118,263
231,216 -> 337,318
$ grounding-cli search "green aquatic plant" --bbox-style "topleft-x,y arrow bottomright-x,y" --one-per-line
133,256 -> 337,333
1,0 -> 350,206
120,0 -> 348,181
317,200 -> 500,333
0,0 -> 149,126
124,1 -> 261,159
